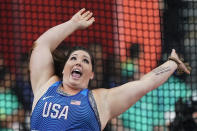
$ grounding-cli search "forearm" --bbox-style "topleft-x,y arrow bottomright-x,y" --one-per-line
35,20 -> 78,52
106,60 -> 178,118
33,8 -> 95,52
105,49 -> 190,119
140,60 -> 178,92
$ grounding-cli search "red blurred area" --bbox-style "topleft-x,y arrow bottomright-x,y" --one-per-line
0,0 -> 114,72
121,0 -> 162,73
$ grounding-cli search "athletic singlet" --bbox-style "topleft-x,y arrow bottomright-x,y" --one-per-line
31,81 -> 101,131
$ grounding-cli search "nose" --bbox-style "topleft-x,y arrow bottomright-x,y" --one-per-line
75,63 -> 81,67
75,60 -> 82,67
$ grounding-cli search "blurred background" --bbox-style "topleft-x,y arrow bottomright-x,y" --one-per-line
0,0 -> 197,130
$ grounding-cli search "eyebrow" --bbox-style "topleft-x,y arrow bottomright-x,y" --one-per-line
71,54 -> 90,60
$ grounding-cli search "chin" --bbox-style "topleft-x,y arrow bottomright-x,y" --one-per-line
72,83 -> 87,90
69,81 -> 83,88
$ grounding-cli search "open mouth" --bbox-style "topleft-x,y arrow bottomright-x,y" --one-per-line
71,69 -> 82,79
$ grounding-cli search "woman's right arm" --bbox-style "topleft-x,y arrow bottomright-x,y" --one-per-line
29,8 -> 95,94
93,49 -> 190,129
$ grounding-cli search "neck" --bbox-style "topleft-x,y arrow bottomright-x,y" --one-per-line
61,83 -> 82,95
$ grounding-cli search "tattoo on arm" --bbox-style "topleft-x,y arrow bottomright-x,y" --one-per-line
152,66 -> 171,75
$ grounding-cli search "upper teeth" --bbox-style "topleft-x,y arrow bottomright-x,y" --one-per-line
74,69 -> 80,72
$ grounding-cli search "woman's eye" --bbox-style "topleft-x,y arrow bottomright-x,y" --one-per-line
70,57 -> 76,60
83,59 -> 89,64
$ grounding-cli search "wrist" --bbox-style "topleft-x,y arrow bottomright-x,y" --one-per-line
168,56 -> 181,67
66,20 -> 79,30
168,56 -> 191,75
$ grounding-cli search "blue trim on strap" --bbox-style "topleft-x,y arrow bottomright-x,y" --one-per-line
80,88 -> 88,96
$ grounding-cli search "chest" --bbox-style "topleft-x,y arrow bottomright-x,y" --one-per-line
31,83 -> 100,130
37,93 -> 92,120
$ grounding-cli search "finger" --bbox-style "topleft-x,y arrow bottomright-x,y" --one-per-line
180,63 -> 190,74
84,12 -> 93,21
184,66 -> 190,74
185,68 -> 190,74
172,49 -> 175,54
85,17 -> 95,27
185,63 -> 191,74
77,8 -> 86,15
170,49 -> 175,56
81,11 -> 90,18
88,17 -> 95,24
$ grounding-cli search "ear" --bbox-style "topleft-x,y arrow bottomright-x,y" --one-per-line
90,72 -> 94,80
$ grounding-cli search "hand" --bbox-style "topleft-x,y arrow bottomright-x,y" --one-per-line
169,49 -> 191,74
70,8 -> 95,29
170,49 -> 180,61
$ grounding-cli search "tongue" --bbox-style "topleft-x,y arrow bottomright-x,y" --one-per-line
72,72 -> 81,78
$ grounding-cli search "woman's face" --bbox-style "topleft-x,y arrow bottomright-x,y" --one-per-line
62,50 -> 94,89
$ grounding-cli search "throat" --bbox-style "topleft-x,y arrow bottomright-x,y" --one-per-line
57,84 -> 81,96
